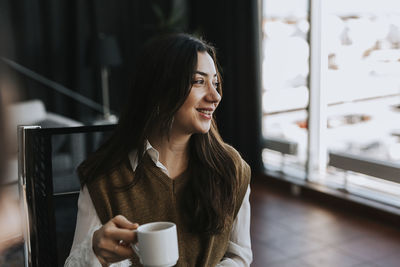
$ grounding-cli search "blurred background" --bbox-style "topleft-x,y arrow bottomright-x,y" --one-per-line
261,0 -> 400,208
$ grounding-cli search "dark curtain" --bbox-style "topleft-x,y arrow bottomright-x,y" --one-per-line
5,1 -> 93,119
188,0 -> 263,172
2,0 -> 262,171
2,0 -> 180,122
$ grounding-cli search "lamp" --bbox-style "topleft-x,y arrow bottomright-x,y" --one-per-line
98,34 -> 122,122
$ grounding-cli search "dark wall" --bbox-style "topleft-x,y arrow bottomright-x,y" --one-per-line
188,0 -> 263,171
1,0 -> 262,171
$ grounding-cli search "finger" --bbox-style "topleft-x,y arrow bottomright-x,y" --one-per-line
105,228 -> 137,243
112,215 -> 138,230
97,250 -> 114,262
97,240 -> 134,262
112,242 -> 135,259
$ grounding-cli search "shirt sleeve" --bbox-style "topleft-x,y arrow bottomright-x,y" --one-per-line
217,185 -> 252,267
64,186 -> 131,267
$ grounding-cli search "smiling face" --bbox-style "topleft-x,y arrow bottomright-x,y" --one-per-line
172,52 -> 221,136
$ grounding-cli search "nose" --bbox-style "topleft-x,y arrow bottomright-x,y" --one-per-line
206,81 -> 221,104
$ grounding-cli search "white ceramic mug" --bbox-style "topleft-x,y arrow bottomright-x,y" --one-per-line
132,222 -> 179,267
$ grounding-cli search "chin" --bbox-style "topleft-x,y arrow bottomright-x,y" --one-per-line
194,125 -> 211,134
188,120 -> 212,135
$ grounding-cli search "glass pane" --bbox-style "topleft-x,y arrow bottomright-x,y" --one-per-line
262,0 -> 309,177
323,0 -> 400,206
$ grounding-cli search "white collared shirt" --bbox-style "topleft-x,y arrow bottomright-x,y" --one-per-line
65,142 -> 252,267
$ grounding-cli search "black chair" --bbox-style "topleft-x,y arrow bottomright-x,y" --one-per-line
18,124 -> 116,267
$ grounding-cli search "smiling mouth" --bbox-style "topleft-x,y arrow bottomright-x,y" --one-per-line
196,109 -> 213,119
197,109 -> 212,115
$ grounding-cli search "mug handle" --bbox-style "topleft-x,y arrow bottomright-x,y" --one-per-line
131,229 -> 140,256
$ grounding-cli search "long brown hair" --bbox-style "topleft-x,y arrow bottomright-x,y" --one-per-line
80,33 -> 239,234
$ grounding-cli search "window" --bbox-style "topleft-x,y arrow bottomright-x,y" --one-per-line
262,0 -> 310,179
262,0 -> 400,207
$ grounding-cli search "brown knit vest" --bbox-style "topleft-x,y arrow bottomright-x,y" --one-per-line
82,149 -> 250,267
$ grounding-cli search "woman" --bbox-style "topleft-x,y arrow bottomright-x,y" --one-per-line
66,33 -> 252,267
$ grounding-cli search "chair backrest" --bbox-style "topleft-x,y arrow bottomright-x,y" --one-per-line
9,100 -> 47,125
18,124 -> 116,267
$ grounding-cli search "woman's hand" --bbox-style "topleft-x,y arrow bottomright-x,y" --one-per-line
92,215 -> 139,267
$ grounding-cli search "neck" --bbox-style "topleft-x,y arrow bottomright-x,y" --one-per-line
148,131 -> 191,179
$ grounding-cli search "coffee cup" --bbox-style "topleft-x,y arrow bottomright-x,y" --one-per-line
132,221 -> 179,267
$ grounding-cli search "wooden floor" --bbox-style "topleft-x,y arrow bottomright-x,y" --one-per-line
250,178 -> 400,267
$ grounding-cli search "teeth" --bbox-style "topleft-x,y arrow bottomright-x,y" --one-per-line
198,109 -> 212,115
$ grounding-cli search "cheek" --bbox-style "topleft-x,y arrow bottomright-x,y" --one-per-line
185,89 -> 202,104
176,102 -> 194,118
174,91 -> 204,120
174,103 -> 195,125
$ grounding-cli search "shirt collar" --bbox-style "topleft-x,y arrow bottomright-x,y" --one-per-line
128,140 -> 169,174
145,140 -> 160,164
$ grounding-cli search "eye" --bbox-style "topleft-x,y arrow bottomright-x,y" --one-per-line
192,79 -> 204,85
213,81 -> 220,88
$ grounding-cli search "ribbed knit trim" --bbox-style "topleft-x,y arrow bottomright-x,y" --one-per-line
142,153 -> 190,193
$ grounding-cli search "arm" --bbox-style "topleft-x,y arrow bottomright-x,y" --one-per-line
64,186 -> 134,267
217,186 -> 252,267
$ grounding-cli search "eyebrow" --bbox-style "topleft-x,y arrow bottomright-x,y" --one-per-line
195,71 -> 217,77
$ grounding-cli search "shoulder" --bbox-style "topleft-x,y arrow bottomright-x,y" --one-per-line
77,158 -> 134,224
223,144 -> 251,217
78,157 -> 133,188
223,144 -> 251,186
